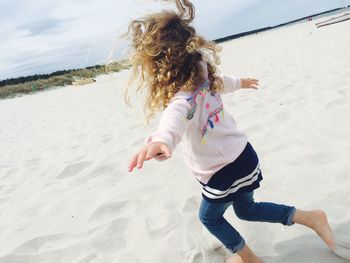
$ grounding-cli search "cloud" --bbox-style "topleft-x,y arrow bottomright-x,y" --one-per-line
0,0 -> 345,80
17,18 -> 66,37
193,0 -> 261,39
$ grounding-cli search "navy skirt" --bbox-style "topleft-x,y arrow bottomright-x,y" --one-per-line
201,142 -> 263,203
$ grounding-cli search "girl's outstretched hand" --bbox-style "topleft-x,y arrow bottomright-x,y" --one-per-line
128,142 -> 171,172
241,78 -> 259,89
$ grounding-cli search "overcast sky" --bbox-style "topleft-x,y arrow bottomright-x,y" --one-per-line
0,0 -> 347,80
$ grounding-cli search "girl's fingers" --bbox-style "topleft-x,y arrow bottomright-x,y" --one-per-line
242,78 -> 259,89
145,146 -> 158,160
128,154 -> 139,172
160,144 -> 171,158
136,150 -> 148,169
146,143 -> 171,160
128,149 -> 151,172
248,79 -> 259,89
129,143 -> 171,172
250,85 -> 258,89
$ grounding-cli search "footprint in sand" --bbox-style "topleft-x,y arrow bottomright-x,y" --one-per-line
190,251 -> 206,263
1,168 -> 17,180
2,185 -> 17,195
98,217 -> 130,237
89,164 -> 116,177
307,152 -> 335,166
89,201 -> 132,221
76,164 -> 120,184
7,232 -> 105,263
101,135 -> 113,144
333,223 -> 350,261
84,218 -> 130,255
188,247 -> 228,263
26,158 -> 41,165
182,196 -> 200,213
0,197 -> 8,205
324,98 -> 346,109
56,161 -> 91,179
114,252 -> 142,263
70,144 -> 80,150
72,155 -> 85,162
334,237 -> 350,261
13,233 -> 78,254
73,252 -> 97,263
145,212 -> 181,238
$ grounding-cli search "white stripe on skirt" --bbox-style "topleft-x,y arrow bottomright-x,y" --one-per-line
202,164 -> 261,199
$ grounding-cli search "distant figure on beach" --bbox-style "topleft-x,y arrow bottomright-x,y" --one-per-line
126,1 -> 335,262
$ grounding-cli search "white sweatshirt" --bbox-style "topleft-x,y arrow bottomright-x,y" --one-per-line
145,69 -> 248,184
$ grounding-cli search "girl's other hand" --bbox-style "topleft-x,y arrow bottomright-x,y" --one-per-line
128,142 -> 171,172
241,78 -> 259,89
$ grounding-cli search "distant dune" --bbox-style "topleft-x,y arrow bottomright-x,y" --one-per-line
215,6 -> 349,42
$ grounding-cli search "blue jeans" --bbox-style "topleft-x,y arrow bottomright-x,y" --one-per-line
198,191 -> 296,253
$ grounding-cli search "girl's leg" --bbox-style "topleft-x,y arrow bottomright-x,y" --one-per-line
199,198 -> 245,253
198,198 -> 262,263
233,192 -> 335,250
233,192 -> 296,226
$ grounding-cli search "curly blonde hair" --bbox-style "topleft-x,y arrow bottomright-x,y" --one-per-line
125,0 -> 223,123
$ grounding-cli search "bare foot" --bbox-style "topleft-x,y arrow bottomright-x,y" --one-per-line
293,209 -> 335,251
225,254 -> 243,263
226,257 -> 263,263
309,210 -> 336,251
228,245 -> 263,263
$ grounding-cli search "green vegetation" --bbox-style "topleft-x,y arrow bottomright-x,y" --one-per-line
0,61 -> 130,99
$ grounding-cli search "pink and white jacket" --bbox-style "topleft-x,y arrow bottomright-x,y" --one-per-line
145,64 -> 248,184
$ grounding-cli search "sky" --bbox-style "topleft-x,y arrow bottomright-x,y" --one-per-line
0,0 -> 347,80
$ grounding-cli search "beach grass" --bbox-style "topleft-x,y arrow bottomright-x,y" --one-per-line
0,61 -> 130,99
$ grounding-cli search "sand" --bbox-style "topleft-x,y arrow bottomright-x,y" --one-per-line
0,13 -> 350,263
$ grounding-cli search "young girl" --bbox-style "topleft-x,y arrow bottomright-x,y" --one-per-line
126,1 -> 335,262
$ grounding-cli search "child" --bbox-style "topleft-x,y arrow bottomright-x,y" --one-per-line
126,1 -> 335,262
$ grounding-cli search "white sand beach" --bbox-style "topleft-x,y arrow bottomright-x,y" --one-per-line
1,13 -> 350,263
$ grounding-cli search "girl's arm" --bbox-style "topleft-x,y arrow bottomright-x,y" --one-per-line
221,75 -> 259,94
128,98 -> 191,172
128,142 -> 171,172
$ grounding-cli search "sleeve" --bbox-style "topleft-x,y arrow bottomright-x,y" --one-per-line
221,74 -> 242,94
144,98 -> 191,154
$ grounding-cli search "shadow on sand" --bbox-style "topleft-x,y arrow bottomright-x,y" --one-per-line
263,222 -> 350,263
